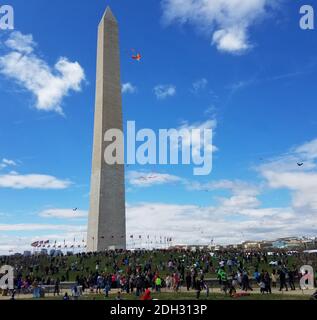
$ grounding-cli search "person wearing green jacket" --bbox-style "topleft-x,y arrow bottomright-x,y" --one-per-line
155,276 -> 162,293
218,268 -> 229,294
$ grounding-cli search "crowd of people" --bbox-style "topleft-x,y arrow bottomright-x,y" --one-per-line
1,249 -> 317,300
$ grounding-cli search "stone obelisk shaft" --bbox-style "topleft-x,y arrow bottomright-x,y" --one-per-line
87,7 -> 126,252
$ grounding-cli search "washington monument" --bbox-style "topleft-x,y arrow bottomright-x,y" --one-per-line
87,7 -> 126,252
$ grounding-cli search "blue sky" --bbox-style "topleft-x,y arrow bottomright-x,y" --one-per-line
1,0 -> 317,253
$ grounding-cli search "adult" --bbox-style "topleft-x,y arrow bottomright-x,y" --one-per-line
278,268 -> 288,292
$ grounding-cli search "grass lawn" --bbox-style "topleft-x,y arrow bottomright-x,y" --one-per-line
28,252 -> 303,281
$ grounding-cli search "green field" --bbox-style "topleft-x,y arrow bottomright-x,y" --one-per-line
12,251 -> 311,281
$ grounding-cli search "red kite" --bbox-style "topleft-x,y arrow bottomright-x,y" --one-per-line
132,53 -> 141,61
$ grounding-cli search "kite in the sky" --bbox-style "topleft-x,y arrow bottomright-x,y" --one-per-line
137,174 -> 157,182
125,48 -> 142,62
73,208 -> 78,212
297,162 -> 304,167
132,53 -> 142,61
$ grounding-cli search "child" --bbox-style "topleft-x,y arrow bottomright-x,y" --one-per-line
259,281 -> 266,294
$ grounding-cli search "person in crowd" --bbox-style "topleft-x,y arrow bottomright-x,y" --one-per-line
264,271 -> 272,294
72,285 -> 80,300
63,292 -> 70,301
141,287 -> 152,300
155,276 -> 162,293
2,248 -> 316,300
218,268 -> 229,294
278,268 -> 289,292
32,280 -> 40,299
186,272 -> 191,291
288,269 -> 296,291
115,291 -> 123,300
103,278 -> 111,298
310,290 -> 317,300
253,269 -> 261,284
173,273 -> 180,292
10,290 -> 16,300
271,270 -> 277,288
242,271 -> 253,292
54,278 -> 60,296
195,278 -> 202,300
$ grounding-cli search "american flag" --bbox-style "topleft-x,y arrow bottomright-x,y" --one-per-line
31,241 -> 39,247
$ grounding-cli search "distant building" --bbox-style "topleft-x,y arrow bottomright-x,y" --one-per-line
261,241 -> 273,248
226,244 -> 244,250
242,241 -> 262,249
272,237 -> 313,249
272,240 -> 287,249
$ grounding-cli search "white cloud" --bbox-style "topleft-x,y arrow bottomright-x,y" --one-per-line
127,171 -> 182,187
154,84 -> 176,99
178,119 -> 218,155
126,202 -> 316,246
3,137 -> 317,251
295,138 -> 317,160
192,78 -> 208,93
124,164 -> 317,245
39,208 -> 88,219
263,171 -> 317,191
179,119 -> 217,132
2,158 -> 16,166
0,223 -> 85,232
2,197 -> 315,254
0,229 -> 87,255
190,179 -> 259,195
0,158 -> 16,169
161,0 -> 280,54
0,31 -> 85,114
261,169 -> 317,214
188,179 -> 261,214
257,138 -> 317,216
122,82 -> 137,94
0,172 -> 71,189
212,28 -> 249,53
5,31 -> 35,54
204,105 -> 217,116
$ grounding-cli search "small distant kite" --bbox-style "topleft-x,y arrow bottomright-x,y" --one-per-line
124,48 -> 142,62
129,48 -> 142,61
297,162 -> 304,167
137,174 -> 158,182
73,208 -> 78,212
132,53 -> 142,62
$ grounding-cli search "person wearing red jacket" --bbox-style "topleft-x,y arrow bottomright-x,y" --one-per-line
140,288 -> 152,300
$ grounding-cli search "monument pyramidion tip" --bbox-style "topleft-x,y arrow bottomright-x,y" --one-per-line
100,6 -> 118,24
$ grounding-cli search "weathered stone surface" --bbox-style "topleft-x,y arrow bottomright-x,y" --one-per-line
87,7 -> 126,252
